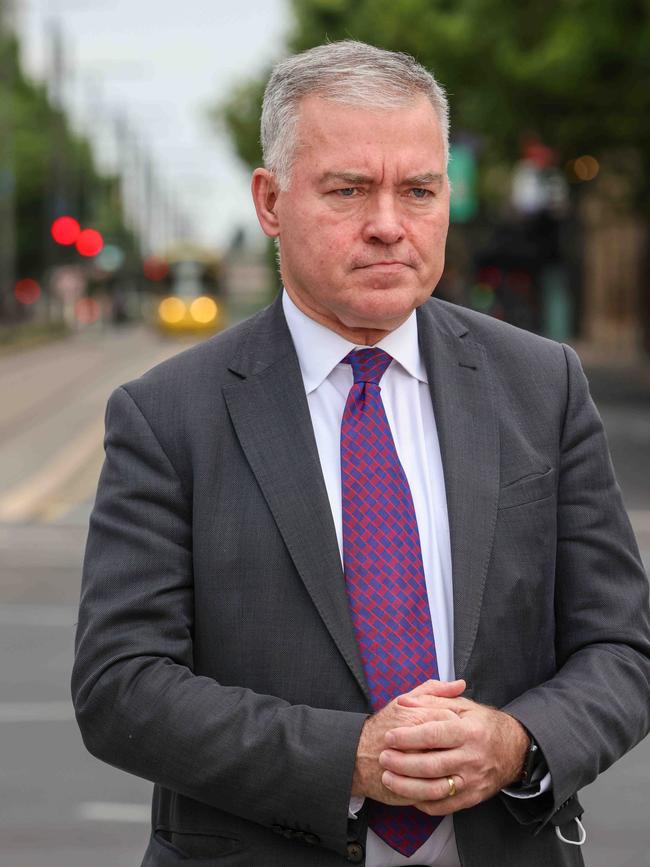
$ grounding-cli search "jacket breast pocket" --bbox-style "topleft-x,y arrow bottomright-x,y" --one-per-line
498,467 -> 556,511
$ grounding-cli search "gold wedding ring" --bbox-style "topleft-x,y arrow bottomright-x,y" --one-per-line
446,776 -> 457,798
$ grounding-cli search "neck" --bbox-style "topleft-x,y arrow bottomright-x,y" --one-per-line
284,286 -> 404,346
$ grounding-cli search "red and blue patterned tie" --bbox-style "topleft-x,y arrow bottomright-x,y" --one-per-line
341,347 -> 442,857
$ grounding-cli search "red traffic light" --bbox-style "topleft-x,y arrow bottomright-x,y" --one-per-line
143,256 -> 169,281
76,228 -> 104,257
51,216 -> 81,246
14,278 -> 41,305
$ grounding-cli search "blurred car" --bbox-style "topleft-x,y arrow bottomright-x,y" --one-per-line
153,252 -> 226,336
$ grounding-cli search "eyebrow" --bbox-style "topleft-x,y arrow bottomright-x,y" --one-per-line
319,171 -> 445,188
403,173 -> 445,188
319,171 -> 374,185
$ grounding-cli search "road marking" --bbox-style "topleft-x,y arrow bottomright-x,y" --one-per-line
40,447 -> 104,523
0,701 -> 75,722
0,604 -> 76,627
0,414 -> 105,522
0,357 -> 104,447
76,802 -> 150,823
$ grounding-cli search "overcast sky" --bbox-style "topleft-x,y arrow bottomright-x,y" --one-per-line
18,0 -> 290,250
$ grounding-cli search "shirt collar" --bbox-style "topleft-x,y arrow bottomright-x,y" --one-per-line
282,289 -> 428,394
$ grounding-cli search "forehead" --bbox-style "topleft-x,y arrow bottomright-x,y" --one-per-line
292,94 -> 445,175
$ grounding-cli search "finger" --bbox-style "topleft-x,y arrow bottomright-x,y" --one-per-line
385,717 -> 464,750
379,747 -> 466,779
395,706 -> 459,728
397,694 -> 474,712
382,770 -> 461,803
406,679 -> 466,698
415,793 -> 475,817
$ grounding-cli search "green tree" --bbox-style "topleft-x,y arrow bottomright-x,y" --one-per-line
217,0 -> 650,198
0,25 -> 138,319
215,0 -> 650,347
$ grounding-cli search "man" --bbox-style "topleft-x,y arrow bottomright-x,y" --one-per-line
72,41 -> 650,867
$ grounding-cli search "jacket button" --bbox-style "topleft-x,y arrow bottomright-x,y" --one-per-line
346,841 -> 364,863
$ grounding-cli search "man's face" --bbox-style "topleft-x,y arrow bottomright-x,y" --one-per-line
253,94 -> 450,341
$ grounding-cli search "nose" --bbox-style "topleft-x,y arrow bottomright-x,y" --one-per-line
362,193 -> 405,246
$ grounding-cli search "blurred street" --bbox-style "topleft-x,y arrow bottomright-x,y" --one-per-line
0,329 -> 649,867
0,326 -> 192,867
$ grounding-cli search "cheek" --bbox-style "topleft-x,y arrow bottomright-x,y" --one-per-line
301,217 -> 354,269
414,216 -> 449,259
281,213 -> 351,282
421,211 -> 449,239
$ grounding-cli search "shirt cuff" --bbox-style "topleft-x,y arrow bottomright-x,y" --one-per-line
349,795 -> 365,818
502,771 -> 552,799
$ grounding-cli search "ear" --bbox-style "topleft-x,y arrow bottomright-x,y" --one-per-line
251,168 -> 281,237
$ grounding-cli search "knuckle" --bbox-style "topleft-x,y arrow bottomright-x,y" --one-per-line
427,781 -> 442,801
385,730 -> 402,749
421,711 -> 440,728
422,718 -> 440,739
384,774 -> 407,797
424,753 -> 439,777
466,747 -> 484,769
380,749 -> 398,770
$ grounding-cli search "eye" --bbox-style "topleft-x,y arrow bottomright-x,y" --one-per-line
410,188 -> 432,199
336,187 -> 357,197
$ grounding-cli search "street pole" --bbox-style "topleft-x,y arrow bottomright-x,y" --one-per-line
0,0 -> 17,322
43,17 -> 68,323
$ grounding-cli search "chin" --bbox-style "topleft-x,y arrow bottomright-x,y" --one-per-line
353,285 -> 423,318
338,301 -> 417,333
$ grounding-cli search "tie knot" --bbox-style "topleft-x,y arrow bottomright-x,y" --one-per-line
344,348 -> 393,385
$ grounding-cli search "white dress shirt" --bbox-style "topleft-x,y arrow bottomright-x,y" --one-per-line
283,290 -> 460,866
282,290 -> 548,866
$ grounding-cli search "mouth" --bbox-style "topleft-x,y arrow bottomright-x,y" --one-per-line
356,261 -> 412,270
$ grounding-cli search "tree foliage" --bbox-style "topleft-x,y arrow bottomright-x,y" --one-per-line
217,0 -> 650,201
0,31 -> 135,285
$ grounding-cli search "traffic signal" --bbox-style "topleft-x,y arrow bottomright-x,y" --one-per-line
76,228 -> 104,257
51,216 -> 104,258
143,256 -> 169,281
14,278 -> 41,305
51,216 -> 81,246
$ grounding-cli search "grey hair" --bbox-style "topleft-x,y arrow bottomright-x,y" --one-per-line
261,40 -> 450,189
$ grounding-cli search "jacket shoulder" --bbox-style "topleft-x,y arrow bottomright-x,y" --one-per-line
422,297 -> 570,370
120,304 -> 273,405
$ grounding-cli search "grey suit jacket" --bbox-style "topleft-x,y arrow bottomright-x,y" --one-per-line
72,295 -> 650,867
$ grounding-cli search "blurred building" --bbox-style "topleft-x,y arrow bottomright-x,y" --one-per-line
580,165 -> 648,358
439,140 -> 650,364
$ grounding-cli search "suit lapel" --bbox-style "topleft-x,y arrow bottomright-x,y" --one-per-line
417,303 -> 500,679
223,297 -> 499,696
223,298 -> 370,703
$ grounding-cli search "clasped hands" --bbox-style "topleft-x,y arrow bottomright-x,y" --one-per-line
352,679 -> 529,816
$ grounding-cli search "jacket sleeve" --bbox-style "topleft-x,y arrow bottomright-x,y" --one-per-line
71,385 -> 367,856
502,344 -> 650,826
